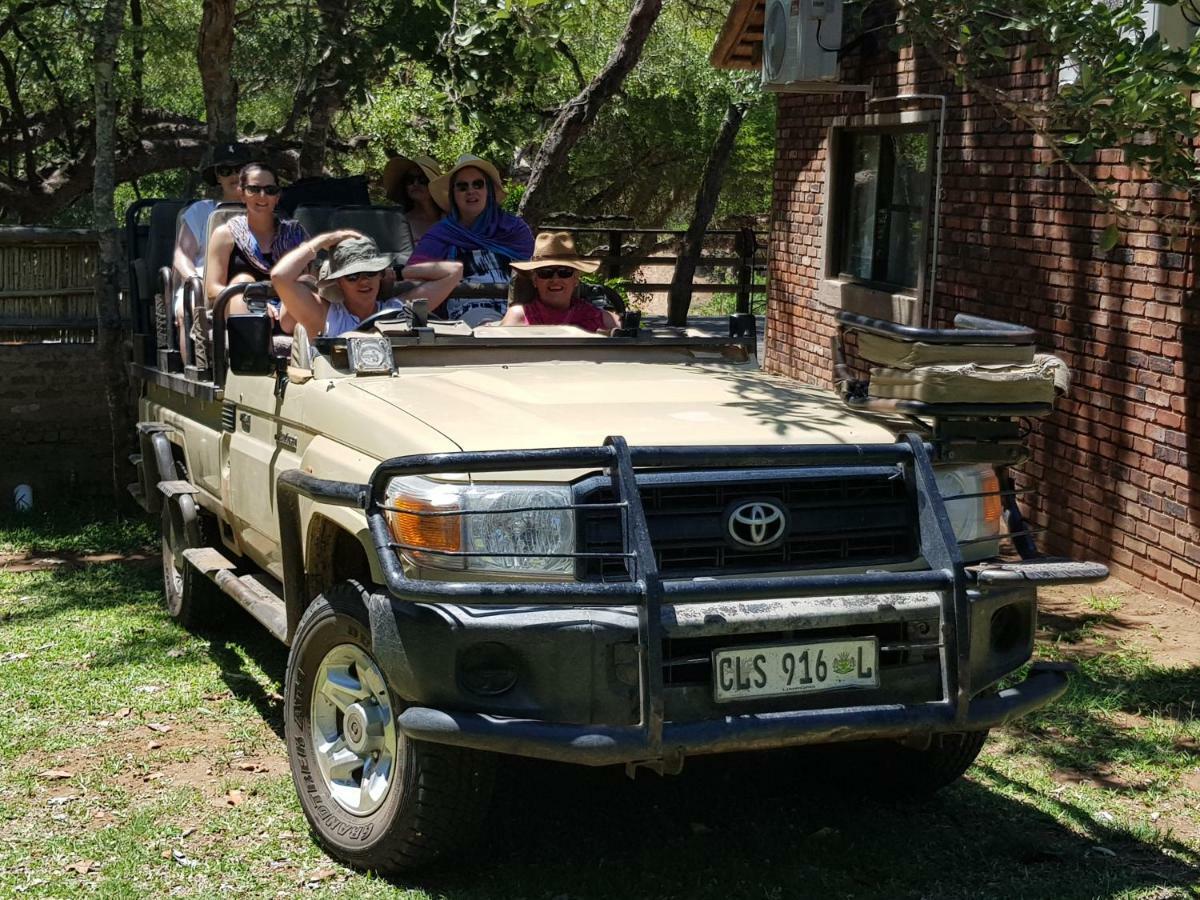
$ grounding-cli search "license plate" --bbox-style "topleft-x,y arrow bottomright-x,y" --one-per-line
712,638 -> 879,702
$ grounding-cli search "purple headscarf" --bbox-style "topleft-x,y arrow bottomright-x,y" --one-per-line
408,180 -> 533,266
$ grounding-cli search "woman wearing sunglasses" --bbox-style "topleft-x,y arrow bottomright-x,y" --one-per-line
501,232 -> 620,333
272,230 -> 409,337
205,162 -> 308,317
401,154 -> 534,324
382,154 -> 444,242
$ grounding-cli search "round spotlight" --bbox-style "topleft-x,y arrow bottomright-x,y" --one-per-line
457,642 -> 519,697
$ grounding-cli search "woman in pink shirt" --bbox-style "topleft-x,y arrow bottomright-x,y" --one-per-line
501,232 -> 619,333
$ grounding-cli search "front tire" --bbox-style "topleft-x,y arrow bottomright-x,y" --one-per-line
285,581 -> 494,872
868,730 -> 989,796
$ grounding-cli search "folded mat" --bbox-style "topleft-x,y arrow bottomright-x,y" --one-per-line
856,331 -> 1036,369
869,357 -> 1062,405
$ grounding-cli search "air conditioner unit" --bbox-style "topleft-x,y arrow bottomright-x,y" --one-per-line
761,0 -> 843,92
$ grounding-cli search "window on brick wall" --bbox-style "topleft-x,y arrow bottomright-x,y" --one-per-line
831,126 -> 933,293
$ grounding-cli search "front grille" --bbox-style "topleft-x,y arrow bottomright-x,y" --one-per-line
575,469 -> 918,580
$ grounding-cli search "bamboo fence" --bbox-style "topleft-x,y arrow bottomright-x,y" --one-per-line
0,227 -> 128,343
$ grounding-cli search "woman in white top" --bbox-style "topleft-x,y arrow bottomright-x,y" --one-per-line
272,231 -> 431,337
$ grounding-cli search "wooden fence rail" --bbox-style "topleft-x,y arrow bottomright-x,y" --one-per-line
552,225 -> 769,313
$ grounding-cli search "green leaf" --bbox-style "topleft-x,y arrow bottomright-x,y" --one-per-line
1098,223 -> 1120,253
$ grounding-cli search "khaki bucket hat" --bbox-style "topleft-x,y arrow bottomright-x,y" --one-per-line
429,154 -> 507,211
317,236 -> 394,303
510,231 -> 600,274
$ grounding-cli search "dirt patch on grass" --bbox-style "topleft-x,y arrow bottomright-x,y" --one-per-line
21,705 -> 286,822
1038,576 -> 1200,667
0,549 -> 157,573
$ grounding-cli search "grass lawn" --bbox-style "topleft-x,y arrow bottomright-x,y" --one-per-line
0,512 -> 1197,898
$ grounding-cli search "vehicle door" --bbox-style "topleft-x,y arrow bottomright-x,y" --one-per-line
223,369 -> 310,578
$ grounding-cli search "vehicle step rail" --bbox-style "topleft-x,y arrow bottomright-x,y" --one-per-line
968,559 -> 1109,587
182,546 -> 289,642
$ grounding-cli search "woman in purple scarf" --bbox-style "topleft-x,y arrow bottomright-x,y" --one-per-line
401,154 -> 533,323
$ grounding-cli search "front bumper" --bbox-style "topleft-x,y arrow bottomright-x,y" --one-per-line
395,661 -> 1073,766
276,436 -> 1107,768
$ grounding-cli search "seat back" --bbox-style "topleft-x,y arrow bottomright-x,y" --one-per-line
294,204 -> 338,240
279,175 -> 370,216
328,205 -> 415,265
138,199 -> 187,300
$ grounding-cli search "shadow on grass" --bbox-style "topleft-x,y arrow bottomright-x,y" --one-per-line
0,556 -> 289,739
388,747 -> 1199,900
202,602 -> 289,740
1005,660 -> 1200,781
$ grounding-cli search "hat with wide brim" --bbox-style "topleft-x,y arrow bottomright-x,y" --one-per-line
429,154 -> 507,212
510,231 -> 600,274
317,237 -> 394,303
201,142 -> 254,186
382,155 -> 443,204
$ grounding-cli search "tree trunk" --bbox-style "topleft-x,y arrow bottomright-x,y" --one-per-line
297,82 -> 341,177
666,100 -> 747,326
198,0 -> 236,142
92,0 -> 132,505
297,0 -> 351,177
518,0 -> 664,230
129,0 -> 144,123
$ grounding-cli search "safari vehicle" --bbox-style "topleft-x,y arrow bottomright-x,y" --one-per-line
125,197 -> 1106,873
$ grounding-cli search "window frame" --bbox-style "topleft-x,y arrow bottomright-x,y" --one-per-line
825,116 -> 937,303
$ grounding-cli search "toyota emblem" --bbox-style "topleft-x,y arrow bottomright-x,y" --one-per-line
725,499 -> 789,549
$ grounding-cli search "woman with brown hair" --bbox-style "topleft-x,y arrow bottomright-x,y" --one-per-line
205,162 -> 307,317
501,232 -> 619,333
381,154 -> 444,242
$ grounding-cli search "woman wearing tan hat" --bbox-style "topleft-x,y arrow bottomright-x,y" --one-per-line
403,154 -> 533,322
501,232 -> 619,333
381,155 -> 444,241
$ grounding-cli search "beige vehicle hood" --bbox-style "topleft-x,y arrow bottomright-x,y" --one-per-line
348,361 -> 898,453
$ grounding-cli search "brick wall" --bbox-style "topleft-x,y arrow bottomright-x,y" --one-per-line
765,43 -> 1199,605
0,343 -> 115,505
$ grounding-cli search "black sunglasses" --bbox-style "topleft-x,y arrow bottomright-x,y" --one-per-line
454,178 -> 487,193
404,173 -> 429,186
344,270 -> 384,282
214,164 -> 244,177
534,266 -> 578,280
243,184 -> 281,196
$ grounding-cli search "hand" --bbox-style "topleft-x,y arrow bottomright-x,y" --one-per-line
313,229 -> 362,251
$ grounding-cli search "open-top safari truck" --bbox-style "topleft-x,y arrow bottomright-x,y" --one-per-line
124,195 -> 1106,873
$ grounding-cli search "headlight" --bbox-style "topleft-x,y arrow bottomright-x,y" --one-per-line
384,476 -> 575,576
933,464 -> 1004,544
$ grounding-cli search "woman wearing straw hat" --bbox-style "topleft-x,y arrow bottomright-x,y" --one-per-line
500,232 -> 620,333
381,154 -> 444,242
402,154 -> 533,323
272,230 -> 424,337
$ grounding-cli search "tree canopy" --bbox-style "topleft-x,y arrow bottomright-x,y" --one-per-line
0,0 -> 774,226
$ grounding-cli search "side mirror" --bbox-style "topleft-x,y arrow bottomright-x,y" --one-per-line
227,312 -> 273,375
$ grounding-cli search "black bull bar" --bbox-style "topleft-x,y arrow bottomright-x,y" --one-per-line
276,435 -> 1105,766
